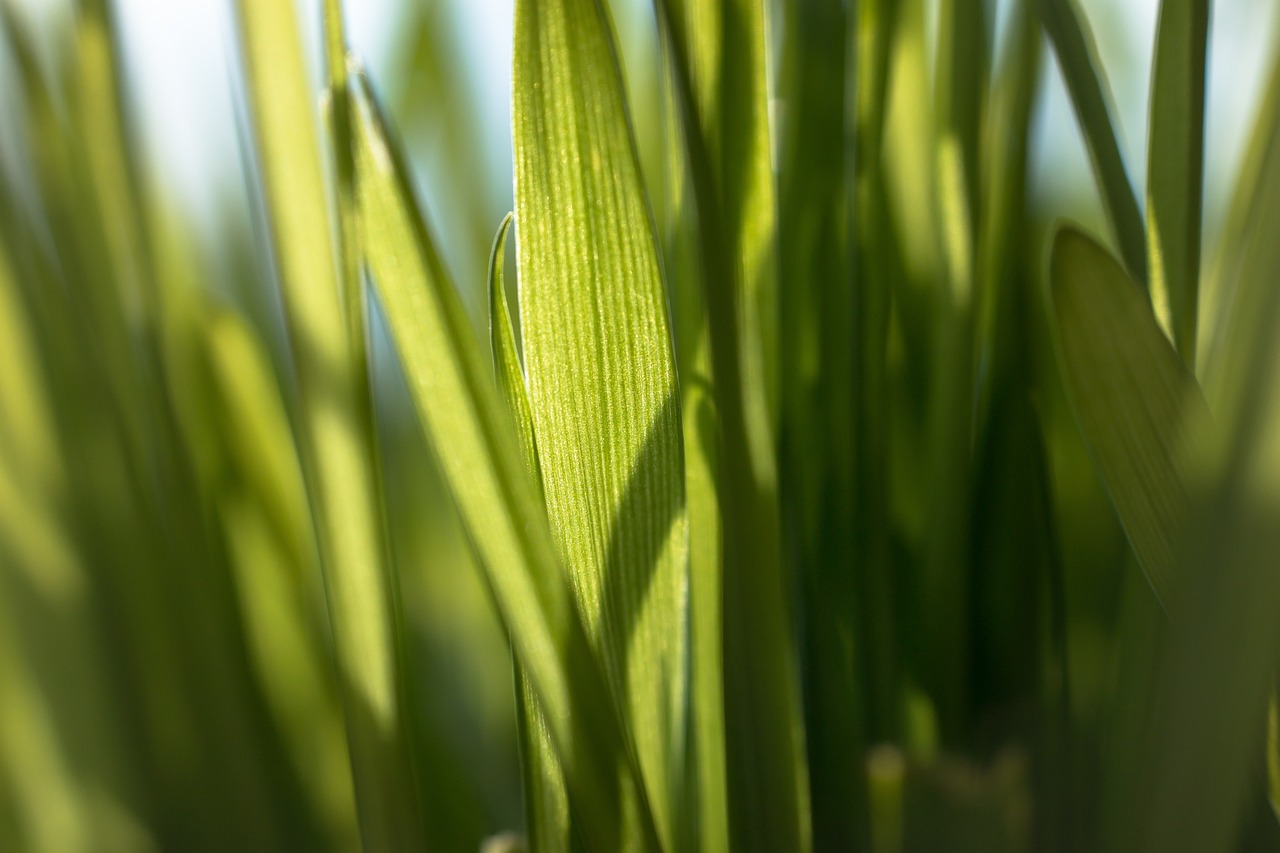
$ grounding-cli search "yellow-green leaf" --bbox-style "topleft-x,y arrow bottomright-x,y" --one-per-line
512,0 -> 688,848
231,1 -> 422,845
350,72 -> 654,852
488,213 -> 572,853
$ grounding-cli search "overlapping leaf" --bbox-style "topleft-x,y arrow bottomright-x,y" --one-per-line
1041,0 -> 1148,285
512,0 -> 688,848
1049,227 -> 1210,610
233,0 -> 421,845
350,73 -> 655,851
1146,0 -> 1210,363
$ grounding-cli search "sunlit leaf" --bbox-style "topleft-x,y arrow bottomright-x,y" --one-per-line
512,0 -> 688,848
487,213 -> 572,853
350,71 -> 653,852
231,0 -> 422,845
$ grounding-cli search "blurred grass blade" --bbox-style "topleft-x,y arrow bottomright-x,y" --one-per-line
655,0 -> 811,849
232,1 -> 424,846
1041,0 -> 1148,285
512,0 -> 688,848
1048,227 -> 1210,610
488,213 -> 572,852
1130,45 -> 1280,844
1202,29 -> 1280,400
663,50 -> 729,853
204,310 -> 359,846
1146,0 -> 1210,364
350,71 -> 654,852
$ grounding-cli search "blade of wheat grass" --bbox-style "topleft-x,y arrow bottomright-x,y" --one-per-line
488,213 -> 573,853
655,1 -> 811,848
1041,0 -> 1148,285
350,72 -> 655,852
512,0 -> 689,847
231,1 -> 424,845
1048,226 -> 1211,611
1146,0 -> 1211,364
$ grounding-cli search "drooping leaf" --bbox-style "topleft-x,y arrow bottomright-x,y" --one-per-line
1146,0 -> 1210,363
1041,0 -> 1148,285
1048,226 -> 1210,610
231,1 -> 423,845
512,0 -> 688,848
349,72 -> 654,852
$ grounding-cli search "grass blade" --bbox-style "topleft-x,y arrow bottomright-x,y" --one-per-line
1041,0 -> 1148,285
663,49 -> 729,853
350,71 -> 654,852
1048,226 -> 1210,610
655,0 -> 811,848
1146,0 -> 1210,363
512,0 -> 688,848
231,1 -> 423,845
488,213 -> 573,852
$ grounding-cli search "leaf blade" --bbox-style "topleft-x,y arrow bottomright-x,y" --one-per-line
231,1 -> 423,844
350,72 -> 653,852
1049,226 -> 1210,609
1041,0 -> 1148,285
512,0 -> 688,847
1146,0 -> 1210,363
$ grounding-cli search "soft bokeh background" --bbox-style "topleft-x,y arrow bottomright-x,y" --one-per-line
1,0 -> 1277,849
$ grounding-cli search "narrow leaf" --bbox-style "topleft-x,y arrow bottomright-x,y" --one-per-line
350,72 -> 653,852
655,0 -> 812,848
1049,226 -> 1210,609
1041,0 -> 1148,285
512,0 -> 688,848
489,213 -> 573,853
1146,0 -> 1210,364
231,1 -> 422,845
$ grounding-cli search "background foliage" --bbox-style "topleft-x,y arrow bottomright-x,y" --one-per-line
2,0 -> 1280,851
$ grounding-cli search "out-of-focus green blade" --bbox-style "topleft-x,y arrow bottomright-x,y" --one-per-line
1146,0 -> 1210,364
512,0 -> 687,848
1048,226 -> 1210,610
655,0 -> 810,849
1202,28 -> 1280,400
1041,0 -> 1148,285
204,310 -> 359,848
488,214 -> 572,853
350,72 -> 652,852
662,42 -> 728,853
231,1 -> 423,847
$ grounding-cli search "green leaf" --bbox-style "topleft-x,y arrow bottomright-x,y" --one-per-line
656,0 -> 811,849
349,71 -> 654,852
1203,38 -> 1280,411
488,214 -> 573,853
1146,0 -> 1210,364
231,1 -> 423,846
663,47 -> 729,853
1041,0 -> 1148,285
489,214 -> 541,486
512,0 -> 688,849
1048,226 -> 1210,610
